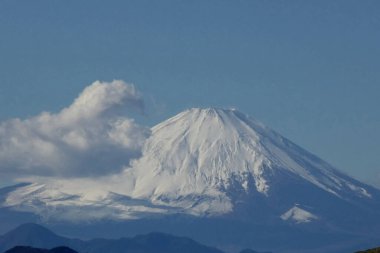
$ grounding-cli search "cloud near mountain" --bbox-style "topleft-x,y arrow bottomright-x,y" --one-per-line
0,80 -> 150,179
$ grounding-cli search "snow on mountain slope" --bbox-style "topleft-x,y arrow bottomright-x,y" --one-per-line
130,108 -> 371,209
0,108 -> 376,221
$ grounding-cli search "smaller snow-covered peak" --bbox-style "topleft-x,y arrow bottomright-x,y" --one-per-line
281,205 -> 318,223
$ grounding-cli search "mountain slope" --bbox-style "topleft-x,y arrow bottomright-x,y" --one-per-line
130,108 -> 377,216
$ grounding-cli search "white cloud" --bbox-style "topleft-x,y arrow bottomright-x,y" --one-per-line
0,80 -> 150,178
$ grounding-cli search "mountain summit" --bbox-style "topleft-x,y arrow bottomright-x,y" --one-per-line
1,108 -> 380,253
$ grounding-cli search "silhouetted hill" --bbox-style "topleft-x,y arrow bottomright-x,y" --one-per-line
4,246 -> 77,253
356,247 -> 380,253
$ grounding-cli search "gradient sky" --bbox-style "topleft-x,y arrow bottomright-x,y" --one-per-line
0,0 -> 379,187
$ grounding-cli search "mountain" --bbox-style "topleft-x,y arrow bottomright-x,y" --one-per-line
0,224 -> 224,253
131,108 -> 378,214
0,224 -> 82,253
1,108 -> 380,253
4,246 -> 77,253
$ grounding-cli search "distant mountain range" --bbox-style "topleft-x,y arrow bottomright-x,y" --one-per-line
1,108 -> 380,253
0,223 -> 245,253
2,223 -> 378,253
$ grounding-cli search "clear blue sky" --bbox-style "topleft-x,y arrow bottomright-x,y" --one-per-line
0,0 -> 379,186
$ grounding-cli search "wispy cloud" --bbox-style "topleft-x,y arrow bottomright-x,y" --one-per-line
374,173 -> 380,189
0,80 -> 150,179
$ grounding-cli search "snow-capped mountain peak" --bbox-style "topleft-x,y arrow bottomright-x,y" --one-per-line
1,108 -> 375,221
131,108 -> 371,204
132,108 -> 271,199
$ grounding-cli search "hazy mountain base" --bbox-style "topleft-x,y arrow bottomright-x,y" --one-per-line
1,181 -> 380,253
0,212 -> 378,253
48,216 -> 379,253
1,223 -> 378,253
2,168 -> 380,253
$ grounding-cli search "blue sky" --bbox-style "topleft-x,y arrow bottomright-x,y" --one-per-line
0,0 -> 379,187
